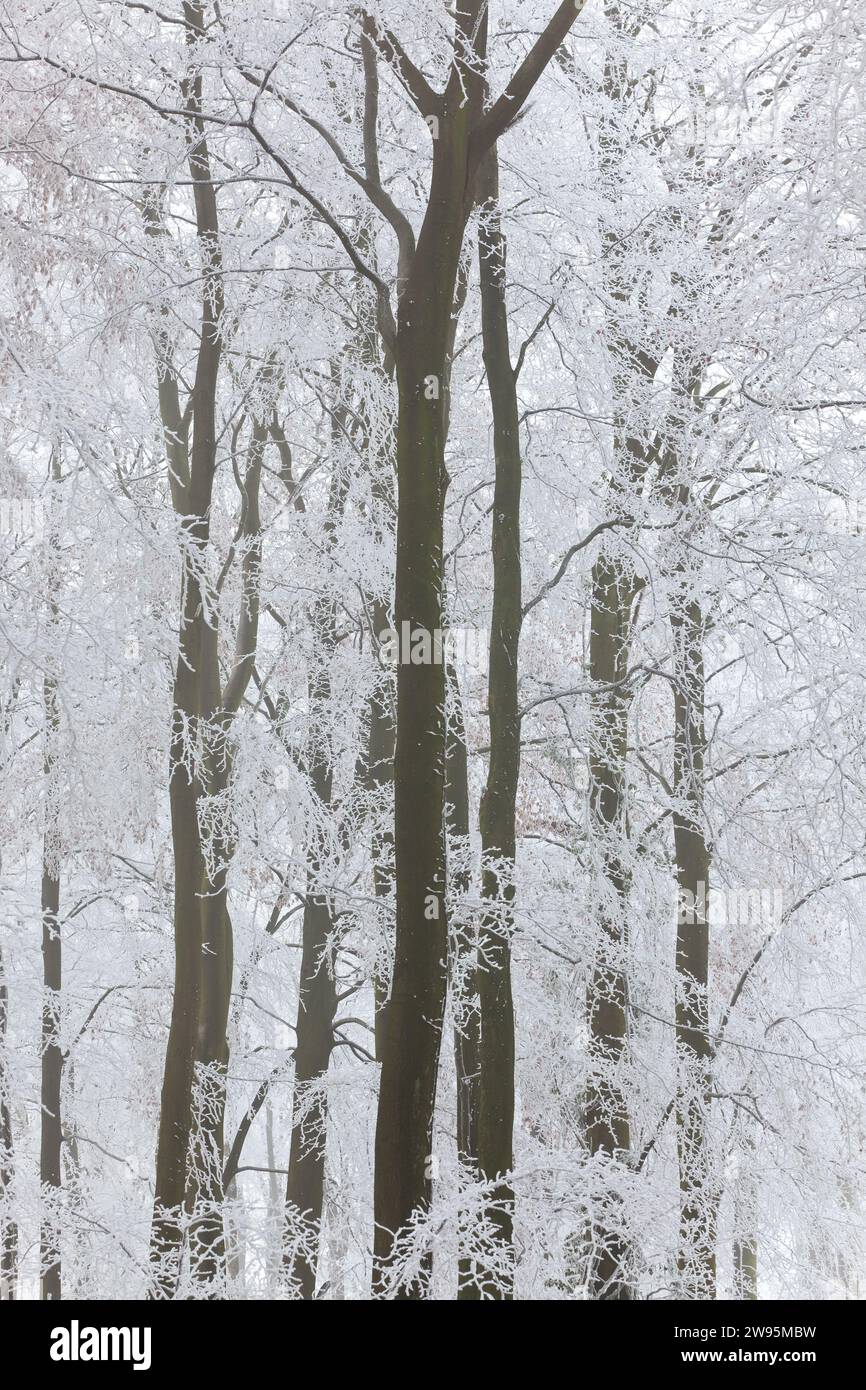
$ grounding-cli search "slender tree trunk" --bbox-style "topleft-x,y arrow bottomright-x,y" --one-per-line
659,340 -> 716,1299
276,393 -> 347,1298
474,146 -> 522,1298
265,1101 -> 281,1294
372,120 -> 473,1293
732,1118 -> 758,1299
150,6 -> 238,1294
40,445 -> 62,1302
283,882 -> 336,1297
0,712 -> 17,1300
446,668 -> 478,1175
189,417 -> 264,1285
371,0 -> 586,1296
733,1236 -> 758,1300
367,604 -> 395,1063
151,603 -> 206,1292
580,39 -> 658,1297
40,857 -> 61,1301
225,1175 -> 244,1290
445,664 -> 481,1298
672,591 -> 715,1298
583,546 -> 638,1299
0,945 -> 16,1299
152,503 -> 215,1292
372,361 -> 450,1291
283,604 -> 338,1298
357,30 -> 399,1061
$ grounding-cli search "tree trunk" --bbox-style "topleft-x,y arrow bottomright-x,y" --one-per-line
367,605 -> 395,1063
732,1119 -> 758,1299
40,858 -> 61,1301
372,52 -> 491,1280
372,373 -> 450,1292
189,416 -> 264,1285
371,0 -> 586,1297
475,146 -> 521,1299
445,664 -> 481,1298
660,339 -> 716,1299
672,592 -> 715,1298
357,30 -> 398,1061
40,445 -> 62,1302
580,40 -> 658,1298
274,391 -> 347,1298
372,167 -> 465,1291
150,6 -> 237,1294
733,1236 -> 758,1300
152,511 -> 214,1291
151,604 -> 206,1292
283,884 -> 336,1297
0,945 -> 16,1300
583,547 -> 637,1299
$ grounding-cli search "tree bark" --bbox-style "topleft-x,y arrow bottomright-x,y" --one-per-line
149,3 -> 267,1297
40,445 -> 62,1302
474,145 -> 521,1299
371,0 -> 587,1297
583,543 -> 638,1300
188,416 -> 264,1285
40,857 -> 61,1301
658,340 -> 716,1299
372,99 -> 478,1298
366,597 -> 396,1062
373,257 -> 453,1292
733,1235 -> 758,1300
0,945 -> 15,1300
672,591 -> 715,1298
283,410 -> 346,1299
445,664 -> 480,1298
580,40 -> 658,1299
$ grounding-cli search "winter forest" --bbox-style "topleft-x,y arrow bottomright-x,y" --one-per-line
0,0 -> 864,1304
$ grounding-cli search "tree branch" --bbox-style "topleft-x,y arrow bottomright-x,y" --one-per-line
362,12 -> 440,119
472,0 -> 587,160
523,517 -> 634,618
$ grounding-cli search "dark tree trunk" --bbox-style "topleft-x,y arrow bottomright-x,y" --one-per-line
189,415 -> 264,1285
733,1236 -> 758,1300
373,108 -> 478,1297
659,341 -> 716,1299
583,547 -> 638,1299
733,1121 -> 758,1300
149,3 -> 249,1296
672,592 -> 715,1298
356,28 -> 399,1062
40,445 -> 63,1302
371,0 -> 586,1297
445,665 -> 481,1298
283,883 -> 337,1298
373,295 -> 452,1293
40,859 -> 61,1302
151,611 -> 206,1292
367,605 -> 395,1063
446,668 -> 478,1174
283,438 -> 346,1297
0,945 -> 15,1300
474,146 -> 522,1299
580,38 -> 665,1299
283,898 -> 334,1288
